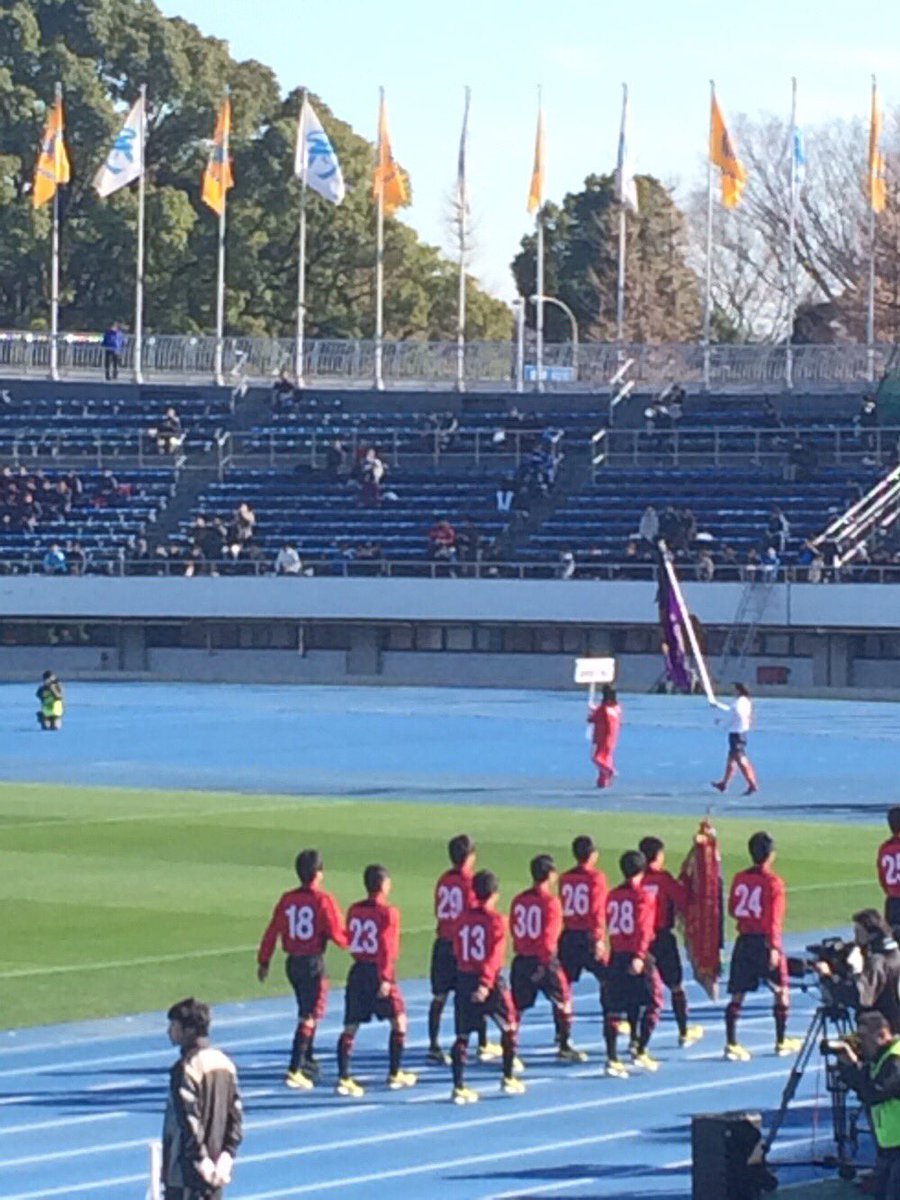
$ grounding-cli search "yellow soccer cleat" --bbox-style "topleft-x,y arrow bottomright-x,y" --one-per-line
285,1069 -> 314,1091
387,1069 -> 418,1090
557,1046 -> 589,1064
477,1041 -> 503,1062
631,1050 -> 660,1072
725,1043 -> 752,1062
335,1076 -> 365,1098
512,1054 -> 526,1075
605,1059 -> 629,1079
679,1025 -> 705,1048
775,1037 -> 803,1057
451,1085 -> 480,1105
501,1074 -> 526,1095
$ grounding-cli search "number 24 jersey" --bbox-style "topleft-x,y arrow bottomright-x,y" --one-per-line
728,865 -> 785,946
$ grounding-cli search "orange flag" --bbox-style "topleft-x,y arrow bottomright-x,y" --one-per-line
372,90 -> 409,215
202,96 -> 234,216
527,101 -> 545,215
33,91 -> 71,209
869,80 -> 887,215
709,92 -> 746,209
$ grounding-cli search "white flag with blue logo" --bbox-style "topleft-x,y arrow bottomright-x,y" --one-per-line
616,84 -> 638,213
295,96 -> 345,204
792,126 -> 806,192
94,96 -> 145,197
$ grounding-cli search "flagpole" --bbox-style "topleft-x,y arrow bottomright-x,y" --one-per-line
785,76 -> 797,391
616,83 -> 628,348
213,88 -> 229,388
456,86 -> 470,394
375,87 -> 385,392
295,91 -> 309,389
535,86 -> 544,395
49,82 -> 62,384
702,79 -> 715,392
867,74 -> 877,384
134,84 -> 147,385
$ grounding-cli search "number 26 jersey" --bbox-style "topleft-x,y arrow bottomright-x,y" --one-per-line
728,866 -> 785,947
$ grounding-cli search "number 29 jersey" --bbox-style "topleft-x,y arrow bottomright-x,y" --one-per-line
434,868 -> 476,941
728,865 -> 785,947
605,879 -> 655,958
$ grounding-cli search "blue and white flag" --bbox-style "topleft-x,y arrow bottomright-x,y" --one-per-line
295,96 -> 345,204
94,96 -> 144,197
616,83 -> 638,213
457,86 -> 470,214
792,125 -> 806,191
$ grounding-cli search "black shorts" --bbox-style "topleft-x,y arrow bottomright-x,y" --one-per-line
650,929 -> 683,990
728,732 -> 748,757
727,934 -> 788,995
286,953 -> 328,1022
885,897 -> 900,931
343,961 -> 405,1026
603,952 -> 661,1016
558,929 -> 605,984
454,971 -> 515,1037
511,955 -> 571,1015
430,937 -> 457,996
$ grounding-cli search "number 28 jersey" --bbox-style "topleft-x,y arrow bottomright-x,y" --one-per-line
452,903 -> 508,989
605,880 -> 655,958
728,865 -> 785,947
434,868 -> 475,941
346,896 -> 400,982
257,885 -> 347,966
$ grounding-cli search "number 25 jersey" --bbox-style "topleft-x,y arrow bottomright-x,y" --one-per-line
728,865 -> 785,947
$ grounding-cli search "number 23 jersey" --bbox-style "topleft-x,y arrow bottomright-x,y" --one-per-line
728,865 -> 785,947
346,897 -> 400,982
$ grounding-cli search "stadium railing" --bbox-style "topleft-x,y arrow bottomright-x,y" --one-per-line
0,332 -> 894,392
6,557 -> 900,582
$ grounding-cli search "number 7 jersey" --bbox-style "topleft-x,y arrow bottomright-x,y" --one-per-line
728,865 -> 785,947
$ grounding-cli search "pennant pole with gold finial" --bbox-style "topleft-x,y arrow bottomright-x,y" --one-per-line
372,88 -> 409,391
527,88 -> 545,394
703,81 -> 715,392
202,90 -> 234,387
456,86 -> 471,393
33,83 -> 71,382
868,75 -> 886,383
704,84 -> 747,390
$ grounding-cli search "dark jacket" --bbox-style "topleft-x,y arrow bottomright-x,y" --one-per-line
162,1038 -> 243,1191
857,939 -> 900,1034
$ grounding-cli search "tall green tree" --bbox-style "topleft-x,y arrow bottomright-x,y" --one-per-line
0,0 -> 511,339
511,173 -> 701,342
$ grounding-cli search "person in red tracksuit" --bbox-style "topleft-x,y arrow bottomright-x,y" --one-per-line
335,864 -> 416,1097
725,831 -> 800,1062
587,685 -> 622,789
256,849 -> 347,1089
603,850 -> 662,1076
510,855 -> 585,1063
450,870 -> 521,1104
877,807 -> 900,931
428,834 -> 493,1064
639,836 -> 704,1048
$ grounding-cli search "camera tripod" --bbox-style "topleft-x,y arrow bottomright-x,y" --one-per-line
760,1003 -> 861,1179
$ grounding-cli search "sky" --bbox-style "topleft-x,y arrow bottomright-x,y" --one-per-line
158,0 -> 900,302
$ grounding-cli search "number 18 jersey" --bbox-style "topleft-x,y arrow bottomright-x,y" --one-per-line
728,865 -> 785,947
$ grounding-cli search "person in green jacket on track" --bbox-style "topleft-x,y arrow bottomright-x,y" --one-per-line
837,1011 -> 900,1199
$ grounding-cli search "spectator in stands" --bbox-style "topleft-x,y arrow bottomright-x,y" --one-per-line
274,543 -> 302,576
558,550 -> 576,581
766,506 -> 790,555
786,436 -> 818,483
66,541 -> 87,576
696,548 -> 716,582
638,505 -> 659,547
231,502 -> 256,544
359,448 -> 385,507
17,490 -> 40,532
42,543 -> 67,574
325,439 -> 348,481
658,505 -> 680,549
149,406 -> 184,455
456,517 -> 482,567
91,470 -> 121,508
743,547 -> 762,581
428,518 -> 458,565
762,546 -> 781,580
719,544 -> 740,581
272,370 -> 295,410
129,537 -> 153,576
620,539 -> 643,580
102,321 -> 125,381
495,476 -> 514,513
353,540 -> 384,575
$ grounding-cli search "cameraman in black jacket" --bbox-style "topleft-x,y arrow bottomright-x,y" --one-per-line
853,910 -> 900,1033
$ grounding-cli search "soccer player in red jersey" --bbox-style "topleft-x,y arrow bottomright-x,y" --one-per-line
603,850 -> 662,1076
427,834 -> 496,1064
450,870 -> 522,1103
256,848 -> 347,1090
724,831 -> 801,1062
877,807 -> 900,930
510,855 -> 585,1062
639,836 -> 703,1048
587,685 -> 622,789
334,864 -> 416,1097
558,835 -> 608,987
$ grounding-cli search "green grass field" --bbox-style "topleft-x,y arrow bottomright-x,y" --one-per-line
0,782 -> 883,1028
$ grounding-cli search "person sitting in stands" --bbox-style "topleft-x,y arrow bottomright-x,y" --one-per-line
325,440 -> 348,481
359,449 -> 385,507
273,370 -> 295,410
274,543 -> 303,576
149,407 -> 184,455
42,543 -> 67,574
696,549 -> 715,582
429,519 -> 458,564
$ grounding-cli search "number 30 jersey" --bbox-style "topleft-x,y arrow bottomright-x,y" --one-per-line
345,896 -> 400,982
605,879 -> 656,958
434,868 -> 476,940
452,903 -> 508,989
509,885 -> 563,963
257,885 -> 348,966
728,865 -> 785,947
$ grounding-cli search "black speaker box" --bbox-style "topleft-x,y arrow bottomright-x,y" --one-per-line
691,1110 -> 763,1200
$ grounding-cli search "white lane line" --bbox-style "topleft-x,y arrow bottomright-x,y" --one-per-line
0,1173 -> 146,1199
238,1131 -> 644,1199
0,1111 -> 126,1138
85,1077 -> 150,1093
481,1177 -> 597,1200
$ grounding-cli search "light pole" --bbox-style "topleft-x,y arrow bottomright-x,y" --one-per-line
530,293 -> 578,377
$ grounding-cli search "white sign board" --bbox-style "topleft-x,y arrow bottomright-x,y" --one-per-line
573,657 -> 616,684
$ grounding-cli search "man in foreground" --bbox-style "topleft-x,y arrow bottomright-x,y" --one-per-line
837,1012 -> 900,1200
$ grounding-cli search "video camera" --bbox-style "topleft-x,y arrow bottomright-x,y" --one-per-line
787,937 -> 861,1014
